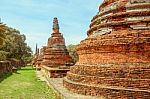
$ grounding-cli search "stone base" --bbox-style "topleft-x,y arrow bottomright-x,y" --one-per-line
64,78 -> 150,99
41,66 -> 70,78
64,63 -> 150,99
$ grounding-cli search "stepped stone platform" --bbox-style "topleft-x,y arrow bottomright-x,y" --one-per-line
64,0 -> 150,98
41,66 -> 70,78
64,63 -> 150,98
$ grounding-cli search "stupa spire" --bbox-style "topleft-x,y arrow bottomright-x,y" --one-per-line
52,17 -> 59,33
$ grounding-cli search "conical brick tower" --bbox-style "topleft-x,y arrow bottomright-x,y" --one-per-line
31,44 -> 39,67
64,0 -> 150,98
36,46 -> 47,69
41,18 -> 74,67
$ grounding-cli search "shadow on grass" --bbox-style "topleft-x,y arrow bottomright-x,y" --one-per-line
0,72 -> 12,83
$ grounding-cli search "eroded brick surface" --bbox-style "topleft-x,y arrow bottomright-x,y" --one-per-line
64,0 -> 150,98
32,18 -> 74,68
0,61 -> 12,76
32,18 -> 74,78
41,18 -> 74,67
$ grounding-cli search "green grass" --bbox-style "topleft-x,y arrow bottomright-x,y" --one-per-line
0,65 -> 59,99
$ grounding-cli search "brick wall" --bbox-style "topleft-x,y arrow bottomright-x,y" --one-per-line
0,61 -> 12,76
64,78 -> 150,99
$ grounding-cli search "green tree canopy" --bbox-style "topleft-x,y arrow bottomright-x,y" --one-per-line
0,23 -> 32,61
0,24 -> 6,45
67,44 -> 79,63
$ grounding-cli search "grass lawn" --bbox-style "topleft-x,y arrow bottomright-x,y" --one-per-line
0,65 -> 59,99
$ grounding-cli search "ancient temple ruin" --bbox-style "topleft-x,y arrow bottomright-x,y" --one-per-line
31,44 -> 39,67
36,46 -> 47,69
41,18 -> 74,78
64,0 -> 150,98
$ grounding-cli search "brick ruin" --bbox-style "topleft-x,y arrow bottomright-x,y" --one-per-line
64,0 -> 150,98
31,44 -> 39,67
0,59 -> 26,76
41,18 -> 74,67
0,61 -> 12,76
36,46 -> 47,69
39,18 -> 74,78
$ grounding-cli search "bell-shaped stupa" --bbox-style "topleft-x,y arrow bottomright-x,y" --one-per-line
64,0 -> 150,98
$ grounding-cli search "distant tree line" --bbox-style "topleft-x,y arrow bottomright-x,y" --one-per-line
67,44 -> 79,63
0,23 -> 32,62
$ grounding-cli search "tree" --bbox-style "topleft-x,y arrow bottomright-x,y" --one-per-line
21,46 -> 33,62
0,24 -> 32,61
0,51 -> 7,61
67,44 -> 79,63
0,24 -> 6,45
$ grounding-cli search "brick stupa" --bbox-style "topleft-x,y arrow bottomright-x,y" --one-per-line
31,44 -> 39,66
41,17 -> 74,67
64,0 -> 150,98
36,46 -> 47,69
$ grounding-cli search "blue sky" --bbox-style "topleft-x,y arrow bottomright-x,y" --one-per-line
0,0 -> 102,52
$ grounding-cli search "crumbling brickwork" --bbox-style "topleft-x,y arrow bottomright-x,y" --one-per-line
41,18 -> 74,67
0,61 -> 12,76
36,46 -> 47,69
64,0 -> 150,98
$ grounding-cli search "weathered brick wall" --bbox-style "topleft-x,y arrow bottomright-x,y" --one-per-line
70,63 -> 150,79
67,64 -> 150,90
64,63 -> 150,98
0,60 -> 26,76
0,61 -> 12,76
64,79 -> 150,99
77,30 -> 150,64
8,59 -> 26,68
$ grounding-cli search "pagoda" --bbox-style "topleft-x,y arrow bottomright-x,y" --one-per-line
31,44 -> 39,67
64,0 -> 150,98
41,18 -> 74,78
36,46 -> 47,69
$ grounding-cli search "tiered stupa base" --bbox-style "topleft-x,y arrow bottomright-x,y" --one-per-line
64,32 -> 150,98
64,63 -> 150,98
41,48 -> 74,78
